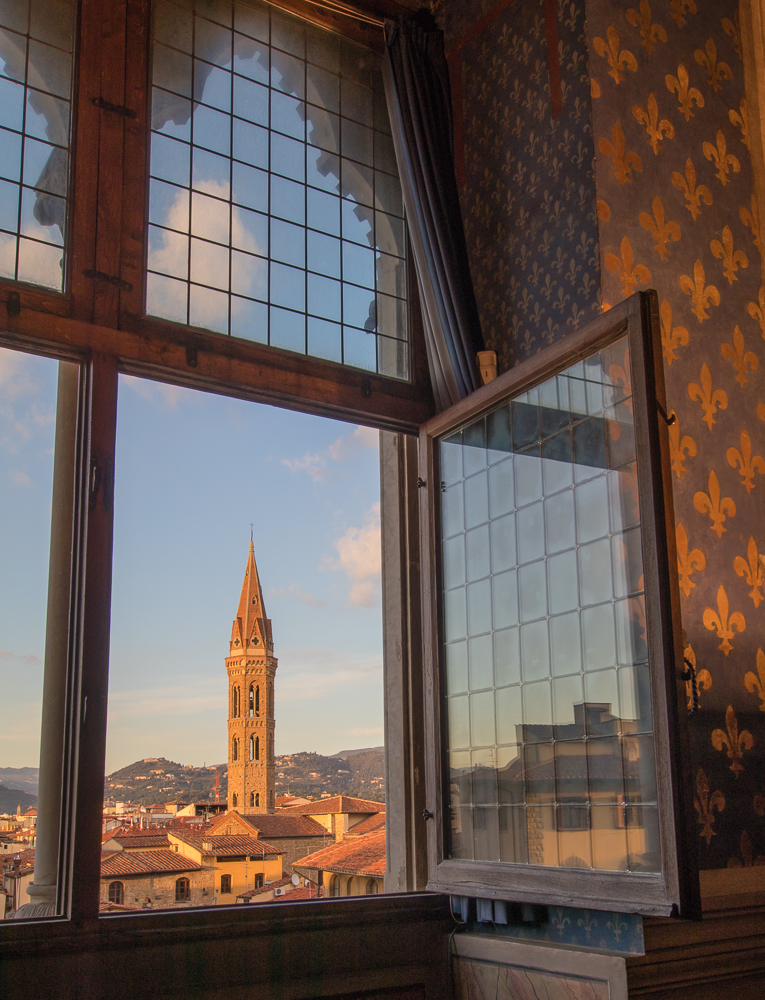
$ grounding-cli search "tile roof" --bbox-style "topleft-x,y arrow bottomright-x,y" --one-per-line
232,814 -> 328,838
109,834 -> 171,850
100,849 -> 204,877
170,833 -> 281,857
278,795 -> 385,817
347,812 -> 386,836
293,829 -> 386,878
250,884 -> 321,902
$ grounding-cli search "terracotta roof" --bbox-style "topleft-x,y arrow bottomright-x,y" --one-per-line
232,814 -> 329,838
236,875 -> 295,899
170,832 -> 281,857
293,829 -> 386,878
278,795 -> 385,817
101,849 -> 204,877
100,900 -> 139,912
347,812 -> 386,836
250,884 -> 321,902
109,834 -> 171,850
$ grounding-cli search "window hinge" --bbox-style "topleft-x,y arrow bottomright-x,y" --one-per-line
423,808 -> 433,821
83,269 -> 132,292
92,96 -> 137,119
417,477 -> 426,489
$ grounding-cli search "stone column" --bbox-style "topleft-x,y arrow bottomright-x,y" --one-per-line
12,361 -> 79,919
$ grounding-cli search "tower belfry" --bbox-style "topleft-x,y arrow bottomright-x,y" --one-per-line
226,540 -> 276,814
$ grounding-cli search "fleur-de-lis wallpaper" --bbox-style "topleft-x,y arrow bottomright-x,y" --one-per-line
437,0 -> 765,873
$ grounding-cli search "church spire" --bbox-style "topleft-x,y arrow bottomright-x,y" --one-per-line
230,540 -> 272,653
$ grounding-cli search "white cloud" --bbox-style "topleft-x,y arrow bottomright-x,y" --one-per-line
107,678 -> 226,721
275,647 -> 382,702
0,650 -> 43,665
325,503 -> 381,607
121,374 -> 198,409
9,468 -> 32,486
282,424 -> 379,482
269,584 -> 326,608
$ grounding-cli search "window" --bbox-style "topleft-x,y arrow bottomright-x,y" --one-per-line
220,874 -> 232,894
365,879 -> 378,895
255,792 -> 260,807
108,881 -> 124,905
249,683 -> 254,715
254,874 -> 263,889
249,734 -> 254,760
145,0 -> 408,379
254,735 -> 259,760
328,874 -> 339,897
232,736 -> 239,760
345,877 -> 353,896
0,0 -> 76,291
175,877 -> 191,902
419,298 -> 696,916
232,792 -> 238,807
255,684 -> 259,713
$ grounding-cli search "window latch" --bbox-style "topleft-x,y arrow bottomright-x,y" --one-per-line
423,808 -> 433,821
417,477 -> 426,489
83,269 -> 133,292
682,655 -> 700,716
92,96 -> 137,119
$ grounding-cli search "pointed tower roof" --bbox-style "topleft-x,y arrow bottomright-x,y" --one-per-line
230,541 -> 272,652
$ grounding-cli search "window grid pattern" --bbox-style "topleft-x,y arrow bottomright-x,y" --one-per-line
440,337 -> 660,874
0,0 -> 75,291
147,0 -> 408,379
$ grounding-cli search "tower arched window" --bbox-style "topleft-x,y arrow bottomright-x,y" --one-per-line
249,735 -> 254,761
248,684 -> 254,717
249,791 -> 254,807
232,737 -> 239,761
255,685 -> 260,713
256,793 -> 260,807
232,793 -> 238,808
255,736 -> 260,760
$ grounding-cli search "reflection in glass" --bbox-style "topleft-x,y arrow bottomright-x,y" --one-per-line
441,338 -> 661,872
0,0 -> 75,290
146,0 -> 407,377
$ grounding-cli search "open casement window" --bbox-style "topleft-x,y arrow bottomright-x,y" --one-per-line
419,293 -> 699,917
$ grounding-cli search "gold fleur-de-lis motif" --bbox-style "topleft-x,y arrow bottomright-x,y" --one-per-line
711,225 -> 749,284
748,286 -> 765,338
739,195 -> 760,251
660,298 -> 689,364
676,522 -> 705,597
744,648 -> 765,712
668,415 -> 696,478
632,94 -> 675,154
703,130 -> 741,186
598,123 -> 643,185
704,589 -> 746,657
729,98 -> 751,150
688,364 -> 727,429
721,326 -> 759,386
728,831 -> 765,868
722,11 -> 742,61
714,709 -> 754,780
593,26 -> 638,84
669,0 -> 696,28
672,159 -> 712,220
727,430 -> 765,493
679,260 -> 720,321
640,196 -> 680,259
695,768 -> 724,846
694,38 -> 733,92
665,64 -> 704,120
626,1 -> 667,54
734,537 -> 765,607
684,644 -> 712,711
605,237 -> 651,297
694,470 -> 735,537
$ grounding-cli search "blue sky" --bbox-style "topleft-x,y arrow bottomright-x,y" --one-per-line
0,346 -> 384,773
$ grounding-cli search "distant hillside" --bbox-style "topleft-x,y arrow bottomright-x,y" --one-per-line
0,767 -> 39,796
105,759 -> 227,807
103,748 -> 386,807
0,783 -> 37,814
276,749 -> 384,803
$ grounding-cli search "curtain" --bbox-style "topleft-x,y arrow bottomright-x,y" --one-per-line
384,14 -> 484,411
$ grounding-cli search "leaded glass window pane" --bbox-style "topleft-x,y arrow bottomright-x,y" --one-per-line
440,336 -> 660,874
146,0 -> 408,379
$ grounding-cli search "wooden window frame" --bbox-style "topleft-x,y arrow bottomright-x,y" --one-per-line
418,292 -> 700,918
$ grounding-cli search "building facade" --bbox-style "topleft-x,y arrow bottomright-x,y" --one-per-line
226,541 -> 277,815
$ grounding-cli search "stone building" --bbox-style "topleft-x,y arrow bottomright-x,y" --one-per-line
99,848 -> 212,910
226,541 -> 277,815
207,810 -> 330,870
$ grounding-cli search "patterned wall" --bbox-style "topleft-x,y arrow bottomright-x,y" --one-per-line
587,0 -> 765,871
436,0 -> 765,873
438,0 -> 602,371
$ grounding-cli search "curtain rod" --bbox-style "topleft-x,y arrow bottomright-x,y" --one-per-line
263,0 -> 385,28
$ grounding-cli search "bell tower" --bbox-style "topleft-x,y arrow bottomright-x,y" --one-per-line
226,540 -> 276,814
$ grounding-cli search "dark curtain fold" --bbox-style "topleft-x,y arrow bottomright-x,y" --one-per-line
384,14 -> 484,410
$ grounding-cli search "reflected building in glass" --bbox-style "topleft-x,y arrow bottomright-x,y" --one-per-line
439,336 -> 661,873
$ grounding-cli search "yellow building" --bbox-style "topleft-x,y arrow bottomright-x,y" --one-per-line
168,832 -> 283,903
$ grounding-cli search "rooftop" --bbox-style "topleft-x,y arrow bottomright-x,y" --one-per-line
170,832 -> 281,858
293,829 -> 386,878
225,813 -> 328,839
100,849 -> 204,878
278,795 -> 385,817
